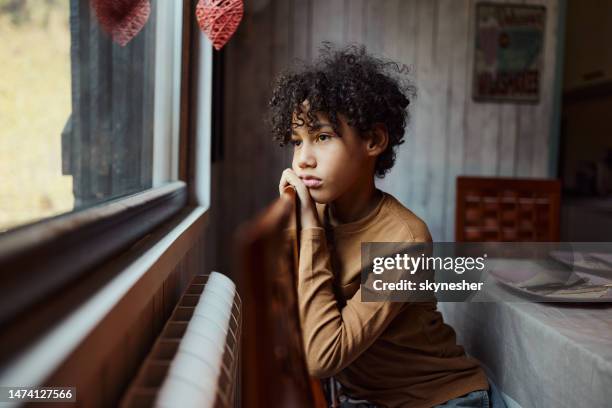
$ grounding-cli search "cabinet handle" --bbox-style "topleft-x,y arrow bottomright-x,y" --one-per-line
583,70 -> 605,81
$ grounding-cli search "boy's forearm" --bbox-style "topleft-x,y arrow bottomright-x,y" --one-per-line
297,227 -> 353,377
297,227 -> 403,378
300,211 -> 320,229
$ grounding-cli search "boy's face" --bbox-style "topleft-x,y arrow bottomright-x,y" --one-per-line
290,104 -> 372,204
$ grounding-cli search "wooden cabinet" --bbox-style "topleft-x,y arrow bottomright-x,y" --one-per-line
564,0 -> 612,91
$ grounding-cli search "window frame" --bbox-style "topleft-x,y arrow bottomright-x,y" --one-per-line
0,0 -> 203,330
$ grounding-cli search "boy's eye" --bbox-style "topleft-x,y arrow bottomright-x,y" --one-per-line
317,133 -> 331,142
290,139 -> 302,147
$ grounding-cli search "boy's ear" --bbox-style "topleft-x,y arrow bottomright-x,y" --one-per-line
365,123 -> 389,157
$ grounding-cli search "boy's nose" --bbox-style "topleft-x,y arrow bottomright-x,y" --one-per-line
297,147 -> 316,168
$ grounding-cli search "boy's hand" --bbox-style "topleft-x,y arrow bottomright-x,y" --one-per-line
279,168 -> 321,229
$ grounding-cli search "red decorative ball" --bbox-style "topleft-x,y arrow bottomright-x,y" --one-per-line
196,0 -> 244,51
91,0 -> 151,47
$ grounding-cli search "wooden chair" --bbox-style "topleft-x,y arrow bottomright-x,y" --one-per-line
237,187 -> 327,408
455,176 -> 561,242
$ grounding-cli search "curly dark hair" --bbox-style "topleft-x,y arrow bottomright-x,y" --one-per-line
267,42 -> 415,178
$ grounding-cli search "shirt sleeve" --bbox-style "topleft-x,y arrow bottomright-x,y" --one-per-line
297,227 -> 407,378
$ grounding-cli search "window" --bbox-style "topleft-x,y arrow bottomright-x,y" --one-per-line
0,0 -> 183,233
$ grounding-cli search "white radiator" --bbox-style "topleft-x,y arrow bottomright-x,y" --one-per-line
121,272 -> 241,408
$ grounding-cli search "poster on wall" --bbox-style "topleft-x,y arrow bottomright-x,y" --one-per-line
473,3 -> 546,103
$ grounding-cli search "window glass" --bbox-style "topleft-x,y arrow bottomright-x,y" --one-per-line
0,0 -> 183,233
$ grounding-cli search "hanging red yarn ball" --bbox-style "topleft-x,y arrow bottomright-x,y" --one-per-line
196,0 -> 244,51
91,0 -> 151,47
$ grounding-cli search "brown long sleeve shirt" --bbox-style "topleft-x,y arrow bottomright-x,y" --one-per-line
296,191 -> 489,408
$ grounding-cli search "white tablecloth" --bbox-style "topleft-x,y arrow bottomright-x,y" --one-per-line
439,280 -> 612,408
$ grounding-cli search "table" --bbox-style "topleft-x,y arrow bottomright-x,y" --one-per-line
439,278 -> 612,408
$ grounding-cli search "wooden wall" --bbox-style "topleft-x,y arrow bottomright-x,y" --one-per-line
43,215 -> 208,407
207,0 -> 562,276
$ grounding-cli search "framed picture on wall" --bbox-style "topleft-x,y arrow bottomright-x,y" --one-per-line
473,3 -> 546,103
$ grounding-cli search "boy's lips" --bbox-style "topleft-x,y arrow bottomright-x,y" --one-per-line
300,176 -> 322,188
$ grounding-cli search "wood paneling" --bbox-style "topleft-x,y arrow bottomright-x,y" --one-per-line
208,0 -> 562,276
43,212 -> 208,407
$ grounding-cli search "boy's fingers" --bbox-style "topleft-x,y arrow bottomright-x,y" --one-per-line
279,180 -> 296,196
278,169 -> 294,195
279,169 -> 311,205
289,177 -> 311,206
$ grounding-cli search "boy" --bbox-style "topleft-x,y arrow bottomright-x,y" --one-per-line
269,44 -> 496,408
